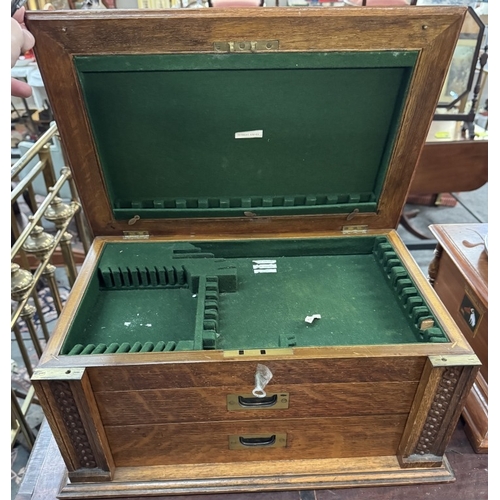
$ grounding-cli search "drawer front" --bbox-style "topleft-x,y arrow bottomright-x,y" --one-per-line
106,415 -> 408,467
95,382 -> 418,425
88,356 -> 425,392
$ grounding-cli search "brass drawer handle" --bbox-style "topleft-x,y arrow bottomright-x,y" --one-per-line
229,433 -> 287,449
239,435 -> 276,447
238,394 -> 277,408
226,392 -> 289,411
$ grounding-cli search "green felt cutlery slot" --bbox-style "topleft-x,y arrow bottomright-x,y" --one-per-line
60,236 -> 448,355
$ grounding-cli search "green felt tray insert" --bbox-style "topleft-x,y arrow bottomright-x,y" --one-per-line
74,51 -> 416,219
61,237 -> 448,356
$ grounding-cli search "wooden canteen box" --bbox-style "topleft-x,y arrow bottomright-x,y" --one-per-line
26,7 -> 480,498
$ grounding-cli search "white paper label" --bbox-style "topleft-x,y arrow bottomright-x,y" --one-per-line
253,259 -> 277,274
235,130 -> 263,139
305,314 -> 322,324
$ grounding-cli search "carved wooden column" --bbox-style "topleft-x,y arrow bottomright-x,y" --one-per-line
31,367 -> 115,483
398,354 -> 480,468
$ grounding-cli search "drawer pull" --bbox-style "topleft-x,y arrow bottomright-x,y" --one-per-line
238,394 -> 277,408
229,433 -> 287,449
239,435 -> 276,447
226,392 -> 289,410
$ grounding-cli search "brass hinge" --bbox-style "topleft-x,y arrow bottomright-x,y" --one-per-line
123,231 -> 150,240
342,225 -> 368,234
214,40 -> 279,53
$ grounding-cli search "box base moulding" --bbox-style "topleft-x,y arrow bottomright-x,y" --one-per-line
57,455 -> 455,498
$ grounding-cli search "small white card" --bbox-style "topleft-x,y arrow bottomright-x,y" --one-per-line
235,130 -> 263,139
253,259 -> 277,274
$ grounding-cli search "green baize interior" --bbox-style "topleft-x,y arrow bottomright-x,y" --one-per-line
74,51 -> 416,219
61,237 -> 448,355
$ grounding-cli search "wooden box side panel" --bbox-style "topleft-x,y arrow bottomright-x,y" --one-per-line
388,231 -> 474,350
38,239 -> 106,364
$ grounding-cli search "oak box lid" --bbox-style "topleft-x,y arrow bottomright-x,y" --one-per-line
26,7 -> 466,239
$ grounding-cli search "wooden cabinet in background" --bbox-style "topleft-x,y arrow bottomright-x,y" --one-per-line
429,223 -> 488,453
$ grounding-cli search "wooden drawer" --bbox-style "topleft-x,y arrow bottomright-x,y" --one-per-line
106,415 -> 409,467
95,381 -> 419,425
87,356 -> 425,391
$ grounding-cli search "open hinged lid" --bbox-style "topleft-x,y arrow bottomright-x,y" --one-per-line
26,7 -> 465,238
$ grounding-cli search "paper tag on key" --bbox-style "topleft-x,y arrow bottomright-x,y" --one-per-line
253,364 -> 273,398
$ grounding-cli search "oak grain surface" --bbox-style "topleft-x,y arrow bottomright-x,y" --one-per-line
15,418 -> 486,500
94,381 -> 419,425
25,7 -> 465,237
86,356 -> 426,392
105,414 -> 408,466
429,223 -> 488,454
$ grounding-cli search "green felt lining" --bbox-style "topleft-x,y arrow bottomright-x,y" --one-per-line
60,237 -> 448,355
74,51 -> 416,219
